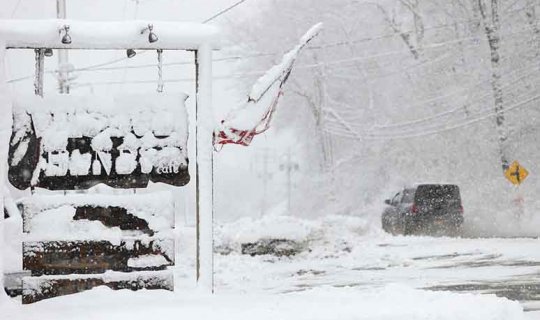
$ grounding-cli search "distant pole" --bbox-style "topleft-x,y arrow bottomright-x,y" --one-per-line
286,147 -> 292,213
56,0 -> 70,94
195,44 -> 214,293
280,147 -> 297,214
260,148 -> 270,217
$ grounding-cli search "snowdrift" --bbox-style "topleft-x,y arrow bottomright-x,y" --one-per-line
0,284 -> 525,320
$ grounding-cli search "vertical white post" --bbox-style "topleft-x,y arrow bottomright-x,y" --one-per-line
56,0 -> 70,94
195,44 -> 214,293
0,41 -> 10,302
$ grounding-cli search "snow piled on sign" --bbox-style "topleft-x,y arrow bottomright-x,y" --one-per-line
0,282 -> 525,320
0,19 -> 221,50
127,254 -> 170,269
10,93 -> 189,186
19,191 -> 175,237
13,93 -> 188,144
27,205 -> 127,240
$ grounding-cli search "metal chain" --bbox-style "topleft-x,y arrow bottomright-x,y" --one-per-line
34,49 -> 44,97
157,49 -> 164,93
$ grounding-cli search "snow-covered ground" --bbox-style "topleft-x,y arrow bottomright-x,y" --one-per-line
0,283 -> 526,320
3,214 -> 539,319
212,215 -> 540,310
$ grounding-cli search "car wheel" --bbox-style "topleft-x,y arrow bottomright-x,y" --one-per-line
382,218 -> 390,233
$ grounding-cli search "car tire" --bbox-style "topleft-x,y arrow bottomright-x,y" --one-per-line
382,218 -> 390,233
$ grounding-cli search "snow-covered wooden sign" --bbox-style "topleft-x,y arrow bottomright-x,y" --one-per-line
8,94 -> 190,190
18,192 -> 175,303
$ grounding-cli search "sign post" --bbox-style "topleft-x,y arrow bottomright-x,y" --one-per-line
195,44 -> 215,293
504,160 -> 529,219
0,19 -> 222,297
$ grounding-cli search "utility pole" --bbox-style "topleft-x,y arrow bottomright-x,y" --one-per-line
252,148 -> 273,217
280,147 -> 299,214
260,148 -> 270,217
57,0 -> 70,94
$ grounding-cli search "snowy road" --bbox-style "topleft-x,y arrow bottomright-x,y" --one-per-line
214,229 -> 540,315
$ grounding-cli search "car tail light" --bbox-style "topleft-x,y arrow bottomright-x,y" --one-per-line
411,203 -> 418,215
459,205 -> 464,214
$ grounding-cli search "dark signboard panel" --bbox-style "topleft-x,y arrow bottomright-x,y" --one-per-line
23,239 -> 174,276
8,94 -> 190,190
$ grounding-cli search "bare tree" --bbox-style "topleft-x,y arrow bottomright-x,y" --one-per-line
366,2 -> 421,59
525,0 -> 539,55
477,0 -> 510,171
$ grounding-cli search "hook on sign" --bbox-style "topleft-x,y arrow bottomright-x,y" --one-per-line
157,49 -> 164,93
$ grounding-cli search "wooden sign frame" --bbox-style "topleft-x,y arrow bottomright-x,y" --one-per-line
0,19 -> 219,292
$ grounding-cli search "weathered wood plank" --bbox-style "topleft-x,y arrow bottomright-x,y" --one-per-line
22,270 -> 173,304
19,192 -> 175,235
23,239 -> 174,276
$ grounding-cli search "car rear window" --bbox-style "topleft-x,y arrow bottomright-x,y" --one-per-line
401,189 -> 415,203
414,185 -> 461,207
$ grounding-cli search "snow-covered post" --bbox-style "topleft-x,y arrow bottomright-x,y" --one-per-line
195,43 -> 214,292
0,39 -> 10,302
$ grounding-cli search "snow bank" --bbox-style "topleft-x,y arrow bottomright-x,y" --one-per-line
217,215 -> 316,244
0,284 -> 525,320
216,214 -> 379,254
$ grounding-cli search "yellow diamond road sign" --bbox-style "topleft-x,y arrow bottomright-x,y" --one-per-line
504,161 -> 529,185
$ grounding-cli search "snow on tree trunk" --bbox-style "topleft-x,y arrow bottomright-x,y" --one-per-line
526,0 -> 540,55
0,39 -> 11,302
478,0 -> 509,171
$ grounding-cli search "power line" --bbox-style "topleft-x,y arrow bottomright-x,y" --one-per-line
202,0 -> 249,23
8,2 -> 532,85
327,85 -> 540,141
372,93 -> 540,140
367,62 -> 540,133
8,8 -> 535,84
6,0 -> 253,84
320,60 -> 540,139
65,22 -> 540,74
10,0 -> 23,18
69,24 -> 537,89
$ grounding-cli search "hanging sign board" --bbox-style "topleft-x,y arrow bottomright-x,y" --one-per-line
8,94 -> 190,190
504,160 -> 529,186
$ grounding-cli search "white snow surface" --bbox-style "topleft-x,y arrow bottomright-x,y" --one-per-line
2,213 -> 536,319
0,283 -> 525,320
0,19 -> 221,50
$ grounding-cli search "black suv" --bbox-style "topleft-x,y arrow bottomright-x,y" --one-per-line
382,184 -> 464,236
